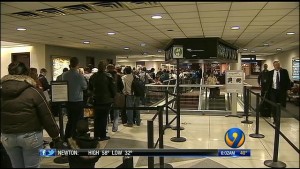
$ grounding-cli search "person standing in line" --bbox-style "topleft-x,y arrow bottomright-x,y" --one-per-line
258,64 -> 270,117
89,61 -> 116,141
56,68 -> 69,81
106,64 -> 124,132
62,57 -> 87,142
122,66 -> 139,127
29,68 -> 43,91
1,62 -> 62,168
38,68 -> 50,92
267,61 -> 291,123
206,73 -> 218,99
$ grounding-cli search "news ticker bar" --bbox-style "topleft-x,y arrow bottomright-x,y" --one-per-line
39,149 -> 251,157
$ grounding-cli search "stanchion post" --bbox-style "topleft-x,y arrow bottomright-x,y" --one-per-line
171,59 -> 186,142
147,120 -> 154,168
241,88 -> 253,124
158,107 -> 164,168
164,90 -> 171,129
264,104 -> 286,168
249,93 -> 264,138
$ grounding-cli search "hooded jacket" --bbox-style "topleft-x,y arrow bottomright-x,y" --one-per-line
1,75 -> 59,139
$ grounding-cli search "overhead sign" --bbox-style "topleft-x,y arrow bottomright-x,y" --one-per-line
173,46 -> 183,59
225,70 -> 244,93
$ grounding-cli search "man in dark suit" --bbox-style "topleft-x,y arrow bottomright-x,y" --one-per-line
267,61 -> 291,123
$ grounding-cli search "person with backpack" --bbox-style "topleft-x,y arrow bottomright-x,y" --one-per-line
122,66 -> 141,127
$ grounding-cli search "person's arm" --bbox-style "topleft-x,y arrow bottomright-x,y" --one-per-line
80,74 -> 88,90
117,75 -> 124,92
31,87 -> 60,139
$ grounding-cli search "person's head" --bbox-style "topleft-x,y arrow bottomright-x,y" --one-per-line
210,73 -> 214,77
263,64 -> 268,70
142,67 -> 147,72
8,62 -> 29,75
40,68 -> 47,76
76,119 -> 89,135
124,66 -> 132,74
150,68 -> 155,72
97,61 -> 105,72
29,68 -> 38,79
70,57 -> 79,69
106,64 -> 115,73
63,68 -> 68,73
115,66 -> 122,73
78,67 -> 84,75
273,61 -> 280,70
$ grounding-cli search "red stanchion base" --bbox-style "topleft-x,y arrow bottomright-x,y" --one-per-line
264,160 -> 286,168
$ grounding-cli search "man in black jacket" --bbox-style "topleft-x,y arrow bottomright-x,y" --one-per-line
267,61 -> 291,123
258,64 -> 270,117
89,61 -> 116,141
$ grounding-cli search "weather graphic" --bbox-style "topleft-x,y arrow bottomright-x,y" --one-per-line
225,128 -> 245,148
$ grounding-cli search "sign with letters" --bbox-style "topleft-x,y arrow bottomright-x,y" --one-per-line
51,81 -> 69,102
225,70 -> 244,93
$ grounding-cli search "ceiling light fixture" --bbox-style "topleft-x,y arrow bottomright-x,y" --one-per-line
157,50 -> 162,53
243,48 -> 248,51
107,32 -> 116,35
286,32 -> 295,35
276,48 -> 282,51
167,29 -> 174,32
151,15 -> 162,19
17,27 -> 27,31
251,50 -> 255,53
141,43 -> 146,47
83,41 -> 90,44
124,47 -> 130,50
263,43 -> 269,46
231,26 -> 240,30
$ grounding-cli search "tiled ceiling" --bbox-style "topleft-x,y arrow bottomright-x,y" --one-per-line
1,2 -> 299,58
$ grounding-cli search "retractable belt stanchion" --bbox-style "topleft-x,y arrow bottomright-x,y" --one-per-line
164,90 -> 172,129
264,104 -> 286,168
171,59 -> 186,142
249,93 -> 264,138
241,87 -> 253,124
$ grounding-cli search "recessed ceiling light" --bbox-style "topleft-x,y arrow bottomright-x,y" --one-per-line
17,27 -> 26,31
243,48 -> 248,51
231,26 -> 240,30
124,47 -> 130,50
140,43 -> 146,47
251,50 -> 255,53
263,43 -> 269,46
276,48 -> 282,51
151,15 -> 162,19
157,50 -> 162,53
286,32 -> 295,35
107,32 -> 116,35
167,29 -> 174,31
83,41 -> 90,44
143,52 -> 148,55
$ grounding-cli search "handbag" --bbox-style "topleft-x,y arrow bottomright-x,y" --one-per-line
84,107 -> 94,118
114,92 -> 125,108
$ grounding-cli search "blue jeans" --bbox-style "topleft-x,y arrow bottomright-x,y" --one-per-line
1,131 -> 43,168
126,96 -> 140,125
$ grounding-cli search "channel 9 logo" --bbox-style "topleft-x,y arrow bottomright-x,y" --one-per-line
39,149 -> 56,157
224,128 -> 245,148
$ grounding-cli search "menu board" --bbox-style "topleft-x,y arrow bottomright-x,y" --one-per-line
292,58 -> 299,81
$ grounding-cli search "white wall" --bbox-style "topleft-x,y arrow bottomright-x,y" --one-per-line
262,47 -> 299,80
1,43 -> 45,77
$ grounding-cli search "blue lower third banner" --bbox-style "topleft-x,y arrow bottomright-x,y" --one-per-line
39,149 -> 251,157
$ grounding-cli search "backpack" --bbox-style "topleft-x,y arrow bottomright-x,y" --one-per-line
131,75 -> 145,97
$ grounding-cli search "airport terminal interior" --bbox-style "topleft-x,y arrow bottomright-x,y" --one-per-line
1,1 -> 299,168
